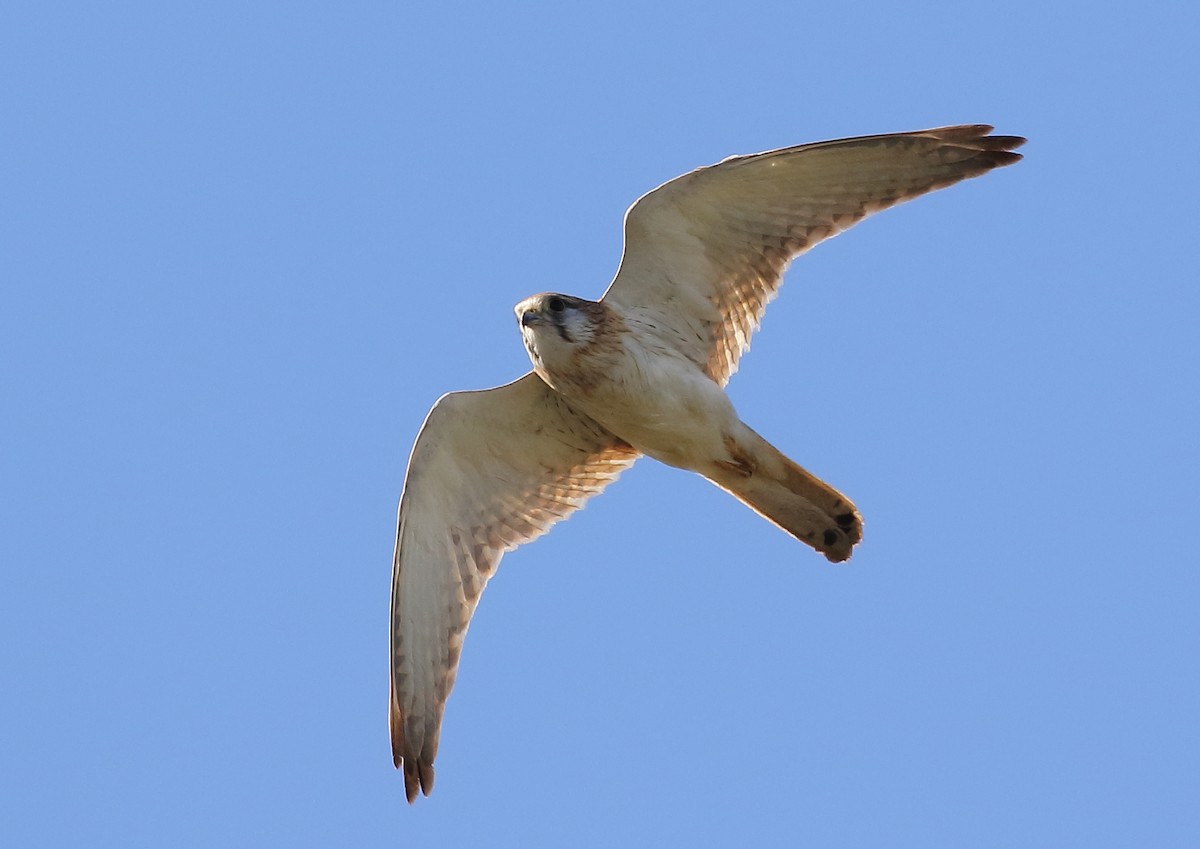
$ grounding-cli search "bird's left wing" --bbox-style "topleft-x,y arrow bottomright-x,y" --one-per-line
390,372 -> 638,802
602,125 -> 1024,385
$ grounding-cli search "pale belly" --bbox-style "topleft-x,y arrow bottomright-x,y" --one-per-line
559,350 -> 739,472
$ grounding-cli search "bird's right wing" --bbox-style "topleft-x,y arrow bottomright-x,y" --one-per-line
602,125 -> 1024,385
390,372 -> 638,803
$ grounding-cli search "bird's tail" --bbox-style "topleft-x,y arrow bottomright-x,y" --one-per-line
707,426 -> 862,562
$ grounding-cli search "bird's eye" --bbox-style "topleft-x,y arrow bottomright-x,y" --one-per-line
547,297 -> 565,313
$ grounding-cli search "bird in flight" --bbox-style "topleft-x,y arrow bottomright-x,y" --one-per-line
390,124 -> 1024,802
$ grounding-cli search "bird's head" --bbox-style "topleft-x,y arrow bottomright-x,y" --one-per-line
514,293 -> 606,371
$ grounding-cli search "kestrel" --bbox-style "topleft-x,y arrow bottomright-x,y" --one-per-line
390,124 -> 1024,801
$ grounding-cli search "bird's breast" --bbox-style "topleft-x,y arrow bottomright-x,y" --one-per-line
555,334 -> 738,472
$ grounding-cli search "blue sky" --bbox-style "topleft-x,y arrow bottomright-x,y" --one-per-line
3,1 -> 1198,846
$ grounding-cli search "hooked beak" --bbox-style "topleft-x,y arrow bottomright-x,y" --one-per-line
520,310 -> 543,328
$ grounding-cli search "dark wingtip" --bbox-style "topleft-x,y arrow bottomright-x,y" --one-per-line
418,760 -> 435,797
403,765 -> 420,804
927,123 -> 995,140
401,756 -> 435,804
981,134 -> 1027,151
976,135 -> 1026,170
991,149 -> 1024,166
924,124 -> 1026,164
925,124 -> 1024,145
957,128 -> 1026,169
